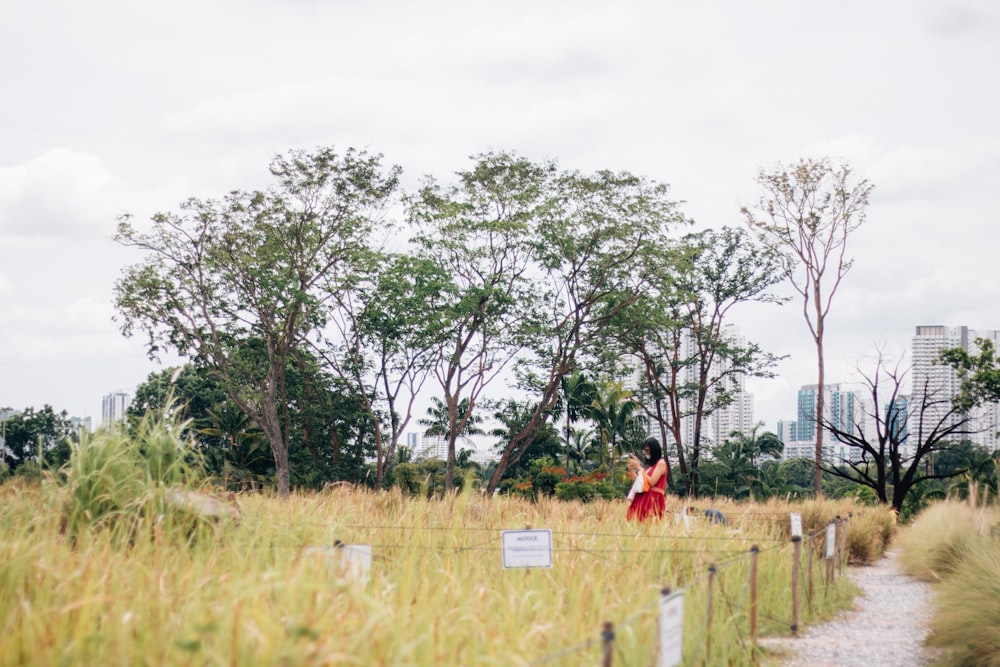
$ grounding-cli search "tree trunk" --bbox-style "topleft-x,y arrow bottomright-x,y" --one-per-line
259,412 -> 290,497
814,313 -> 825,497
654,398 -> 673,486
445,430 -> 457,493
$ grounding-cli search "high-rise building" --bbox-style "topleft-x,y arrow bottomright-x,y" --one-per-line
70,416 -> 93,435
911,325 -> 1000,450
101,391 -> 131,426
780,383 -> 865,463
404,431 -> 494,465
885,395 -> 911,459
776,419 -> 797,447
630,324 -> 755,452
0,407 -> 16,459
709,326 -> 756,444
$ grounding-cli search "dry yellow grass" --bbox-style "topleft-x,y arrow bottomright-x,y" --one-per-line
0,483 -> 882,666
896,494 -> 1000,666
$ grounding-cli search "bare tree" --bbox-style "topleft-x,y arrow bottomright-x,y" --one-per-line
741,157 -> 873,495
819,350 -> 978,513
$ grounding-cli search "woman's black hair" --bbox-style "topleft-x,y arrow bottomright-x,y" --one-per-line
642,437 -> 662,467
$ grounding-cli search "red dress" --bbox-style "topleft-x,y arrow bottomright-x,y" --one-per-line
626,463 -> 666,521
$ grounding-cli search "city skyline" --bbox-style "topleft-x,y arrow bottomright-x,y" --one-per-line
2,320 -> 991,440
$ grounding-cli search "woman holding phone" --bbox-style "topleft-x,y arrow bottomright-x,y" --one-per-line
626,437 -> 668,521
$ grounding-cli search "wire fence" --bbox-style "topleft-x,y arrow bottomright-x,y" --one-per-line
323,513 -> 854,665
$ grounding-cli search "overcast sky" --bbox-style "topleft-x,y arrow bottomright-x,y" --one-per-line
1,0 -> 998,431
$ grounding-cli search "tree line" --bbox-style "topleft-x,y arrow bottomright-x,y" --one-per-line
110,147 -> 793,498
6,146 -> 997,516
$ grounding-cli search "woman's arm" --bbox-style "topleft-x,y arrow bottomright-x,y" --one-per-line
645,459 -> 667,486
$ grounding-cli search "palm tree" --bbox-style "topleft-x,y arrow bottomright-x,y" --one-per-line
587,380 -> 643,480
565,427 -> 599,473
560,371 -> 597,469
711,423 -> 784,498
488,399 -> 562,479
418,397 -> 484,456
198,400 -> 267,490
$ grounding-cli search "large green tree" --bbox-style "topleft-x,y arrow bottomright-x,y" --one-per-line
939,337 -> 1000,412
622,226 -> 784,494
130,359 -> 368,491
114,147 -> 399,496
319,252 -> 451,489
0,405 -> 75,472
487,399 -> 562,480
742,157 -> 873,496
418,396 -> 484,450
408,152 -> 545,491
559,370 -> 597,469
486,163 -> 687,495
586,380 -> 643,479
700,423 -> 783,498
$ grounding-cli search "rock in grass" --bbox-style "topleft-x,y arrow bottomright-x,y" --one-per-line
163,488 -> 242,524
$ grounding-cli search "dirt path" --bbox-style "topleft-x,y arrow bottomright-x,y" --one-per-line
763,550 -> 941,666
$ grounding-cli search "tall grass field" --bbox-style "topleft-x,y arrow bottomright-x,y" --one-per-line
897,490 -> 1000,666
0,425 -> 894,665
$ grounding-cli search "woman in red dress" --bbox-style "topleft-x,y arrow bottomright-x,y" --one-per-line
626,437 -> 668,522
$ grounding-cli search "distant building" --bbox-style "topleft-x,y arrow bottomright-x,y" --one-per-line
775,419 -> 799,458
405,432 -> 495,465
0,407 -> 17,459
911,325 -> 1000,450
780,383 -> 865,464
886,395 -> 911,459
709,326 -> 756,443
630,324 -> 756,451
70,416 -> 93,435
101,391 -> 132,426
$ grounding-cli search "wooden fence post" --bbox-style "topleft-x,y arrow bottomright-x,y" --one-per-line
791,536 -> 801,637
839,514 -> 851,576
601,621 -> 614,667
706,564 -> 716,660
825,522 -> 835,589
834,515 -> 842,580
749,545 -> 760,661
807,531 -> 815,613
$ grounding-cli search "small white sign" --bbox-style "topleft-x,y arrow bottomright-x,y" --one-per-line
501,529 -> 553,569
790,512 -> 802,538
304,544 -> 372,584
825,523 -> 836,559
658,591 -> 684,667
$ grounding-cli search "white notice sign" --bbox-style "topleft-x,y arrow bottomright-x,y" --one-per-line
790,512 -> 802,538
658,591 -> 684,667
501,529 -> 553,569
825,523 -> 836,559
304,544 -> 372,584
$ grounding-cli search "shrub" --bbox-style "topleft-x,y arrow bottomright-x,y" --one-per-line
59,397 -> 218,543
926,534 -> 1000,665
897,500 -> 989,581
531,465 -> 564,497
390,463 -> 422,496
554,480 -> 596,502
843,507 -> 896,564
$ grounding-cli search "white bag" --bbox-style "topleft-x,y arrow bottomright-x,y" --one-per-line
626,469 -> 648,501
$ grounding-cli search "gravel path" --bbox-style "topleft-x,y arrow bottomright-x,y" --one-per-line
764,549 -> 941,667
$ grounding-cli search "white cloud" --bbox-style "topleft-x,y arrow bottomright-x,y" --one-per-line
868,147 -> 998,202
0,149 -> 124,238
